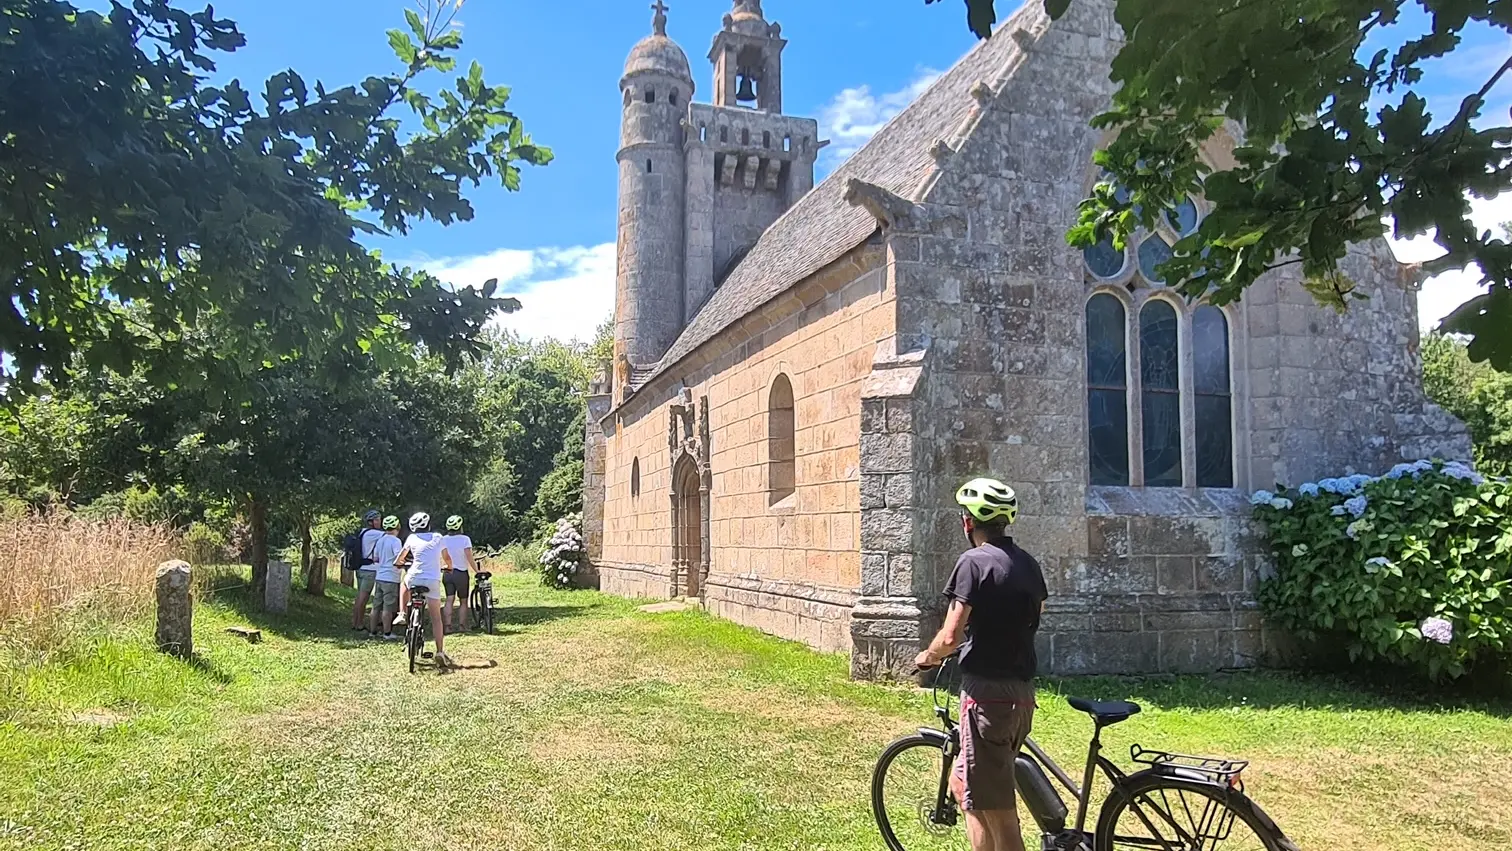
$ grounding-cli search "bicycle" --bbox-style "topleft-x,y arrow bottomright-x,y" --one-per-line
469,571 -> 495,634
403,585 -> 433,674
871,657 -> 1299,851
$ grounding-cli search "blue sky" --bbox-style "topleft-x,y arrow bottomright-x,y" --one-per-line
199,1 -> 1507,343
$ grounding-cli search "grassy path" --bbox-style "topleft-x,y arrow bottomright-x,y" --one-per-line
2,572 -> 1509,850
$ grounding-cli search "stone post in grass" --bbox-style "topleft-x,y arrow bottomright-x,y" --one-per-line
155,560 -> 193,659
265,559 -> 291,614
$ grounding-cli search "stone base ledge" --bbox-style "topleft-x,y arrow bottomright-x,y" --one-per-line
597,561 -> 674,600
704,573 -> 856,653
850,596 -> 926,681
1039,592 -> 1279,675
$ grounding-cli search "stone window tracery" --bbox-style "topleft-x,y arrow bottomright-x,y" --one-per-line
1082,187 -> 1235,489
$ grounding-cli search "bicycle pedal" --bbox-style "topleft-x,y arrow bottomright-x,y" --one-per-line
422,651 -> 434,659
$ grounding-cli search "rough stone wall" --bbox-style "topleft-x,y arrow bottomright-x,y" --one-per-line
581,376 -> 613,589
684,104 -> 820,282
853,0 -> 1467,677
597,242 -> 889,650
1242,249 -> 1471,489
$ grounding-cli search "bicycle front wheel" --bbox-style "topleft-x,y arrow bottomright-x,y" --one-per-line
406,622 -> 421,673
1095,774 -> 1298,851
872,734 -> 969,851
481,590 -> 494,633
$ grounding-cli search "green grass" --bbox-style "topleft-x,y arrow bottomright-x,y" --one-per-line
1,573 -> 1509,850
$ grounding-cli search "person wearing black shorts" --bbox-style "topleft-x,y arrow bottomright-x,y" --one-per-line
916,477 -> 1047,851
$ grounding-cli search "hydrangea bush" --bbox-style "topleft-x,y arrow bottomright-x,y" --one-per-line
538,512 -> 584,590
1253,460 -> 1512,680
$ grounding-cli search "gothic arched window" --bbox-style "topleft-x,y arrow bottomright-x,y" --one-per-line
1193,306 -> 1233,488
1086,294 -> 1129,486
1140,300 -> 1182,487
1082,184 -> 1235,489
768,374 -> 795,505
631,457 -> 641,499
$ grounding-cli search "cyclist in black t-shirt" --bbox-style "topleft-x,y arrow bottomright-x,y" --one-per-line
916,477 -> 1048,851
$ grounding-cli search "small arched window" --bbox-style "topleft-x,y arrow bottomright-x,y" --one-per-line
1193,306 -> 1233,487
1139,300 -> 1182,487
645,88 -> 655,104
762,131 -> 771,148
783,135 -> 791,152
768,374 -> 796,505
741,128 -> 750,145
670,90 -> 679,106
1086,294 -> 1129,486
720,126 -> 729,143
630,457 -> 641,499
646,159 -> 653,173
624,89 -> 633,106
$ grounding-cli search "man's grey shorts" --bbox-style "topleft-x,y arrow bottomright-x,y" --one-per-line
953,674 -> 1036,811
356,568 -> 378,596
371,580 -> 400,611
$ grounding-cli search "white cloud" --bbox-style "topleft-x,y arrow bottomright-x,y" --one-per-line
1386,192 -> 1511,331
817,68 -> 942,171
402,243 -> 615,343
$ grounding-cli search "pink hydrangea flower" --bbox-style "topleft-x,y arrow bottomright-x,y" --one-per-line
1420,617 -> 1453,645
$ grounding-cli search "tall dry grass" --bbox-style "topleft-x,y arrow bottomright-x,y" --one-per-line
0,512 -> 180,665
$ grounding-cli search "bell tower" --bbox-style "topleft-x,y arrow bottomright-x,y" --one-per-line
709,0 -> 785,112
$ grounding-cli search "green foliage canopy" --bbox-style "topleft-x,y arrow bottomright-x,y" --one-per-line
935,0 -> 1512,367
0,0 -> 552,394
1423,332 -> 1512,475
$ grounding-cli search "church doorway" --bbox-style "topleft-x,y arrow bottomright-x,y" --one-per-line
672,456 -> 704,598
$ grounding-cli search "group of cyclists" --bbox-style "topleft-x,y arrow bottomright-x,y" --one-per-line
347,509 -> 477,669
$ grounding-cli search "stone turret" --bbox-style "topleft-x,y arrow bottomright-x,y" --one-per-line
616,1 -> 693,374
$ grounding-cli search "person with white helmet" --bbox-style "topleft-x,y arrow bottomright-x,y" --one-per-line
915,477 -> 1047,851
367,515 -> 404,640
392,511 -> 455,667
440,515 -> 477,632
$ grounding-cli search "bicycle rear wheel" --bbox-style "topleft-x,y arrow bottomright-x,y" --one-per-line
1095,774 -> 1298,851
480,589 -> 494,634
872,734 -> 969,851
406,620 -> 421,673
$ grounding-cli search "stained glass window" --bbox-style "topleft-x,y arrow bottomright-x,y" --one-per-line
1140,300 -> 1182,487
1193,306 -> 1233,487
1166,197 -> 1200,236
1084,236 -> 1127,279
1138,235 -> 1173,284
1086,294 -> 1129,485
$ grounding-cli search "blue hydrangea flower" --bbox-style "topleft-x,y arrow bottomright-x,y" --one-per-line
1346,520 -> 1364,540
1269,497 -> 1293,510
1420,616 -> 1453,645
1412,459 -> 1434,472
1344,495 -> 1368,518
1365,556 -> 1391,566
1385,463 -> 1415,479
1319,478 -> 1341,493
1299,482 -> 1320,497
1250,489 -> 1275,505
1330,504 -> 1348,516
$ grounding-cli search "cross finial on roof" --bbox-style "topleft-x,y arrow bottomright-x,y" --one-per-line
651,0 -> 669,35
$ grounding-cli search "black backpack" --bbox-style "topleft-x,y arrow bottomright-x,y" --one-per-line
341,527 -> 368,572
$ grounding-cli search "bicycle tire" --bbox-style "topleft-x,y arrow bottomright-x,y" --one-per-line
872,734 -> 967,851
406,619 -> 421,674
481,590 -> 494,634
1094,773 -> 1299,851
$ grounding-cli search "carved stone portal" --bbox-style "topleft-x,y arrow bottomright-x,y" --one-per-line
668,392 -> 712,598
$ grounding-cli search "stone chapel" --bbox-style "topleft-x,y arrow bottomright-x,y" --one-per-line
580,0 -> 1469,679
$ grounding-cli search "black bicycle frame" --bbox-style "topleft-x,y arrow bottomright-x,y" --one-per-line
1020,726 -> 1128,837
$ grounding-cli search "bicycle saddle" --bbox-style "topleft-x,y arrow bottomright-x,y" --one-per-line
1067,697 -> 1141,725
475,572 -> 492,580
411,586 -> 431,597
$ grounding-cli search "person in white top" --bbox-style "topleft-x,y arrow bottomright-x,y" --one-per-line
367,516 -> 405,639
350,510 -> 385,633
440,515 -> 478,632
392,511 -> 455,667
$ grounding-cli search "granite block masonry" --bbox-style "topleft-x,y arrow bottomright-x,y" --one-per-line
583,0 -> 1471,679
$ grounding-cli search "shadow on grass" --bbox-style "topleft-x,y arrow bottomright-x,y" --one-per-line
208,581 -> 374,648
494,605 -> 590,627
1036,668 -> 1512,719
186,652 -> 234,685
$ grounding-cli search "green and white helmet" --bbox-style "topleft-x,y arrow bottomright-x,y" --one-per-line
956,477 -> 1018,525
445,514 -> 464,532
382,515 -> 401,530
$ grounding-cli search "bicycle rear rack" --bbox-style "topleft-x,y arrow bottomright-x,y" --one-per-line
1130,745 -> 1248,789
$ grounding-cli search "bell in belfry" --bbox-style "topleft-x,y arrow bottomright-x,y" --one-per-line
735,71 -> 758,103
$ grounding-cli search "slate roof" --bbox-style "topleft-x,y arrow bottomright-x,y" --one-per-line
636,3 -> 1041,389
